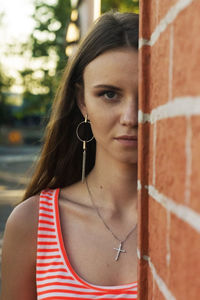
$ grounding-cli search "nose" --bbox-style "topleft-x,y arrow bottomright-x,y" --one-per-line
120,99 -> 138,128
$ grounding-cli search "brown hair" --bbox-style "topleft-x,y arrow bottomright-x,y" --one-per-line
23,11 -> 139,200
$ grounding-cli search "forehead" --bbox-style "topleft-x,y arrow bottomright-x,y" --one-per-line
83,48 -> 138,86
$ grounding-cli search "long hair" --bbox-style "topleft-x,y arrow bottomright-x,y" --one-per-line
23,11 -> 139,200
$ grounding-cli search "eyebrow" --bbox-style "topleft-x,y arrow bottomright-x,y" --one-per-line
93,84 -> 122,91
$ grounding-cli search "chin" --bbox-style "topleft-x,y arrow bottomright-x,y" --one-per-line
127,160 -> 138,165
117,155 -> 138,165
118,150 -> 138,164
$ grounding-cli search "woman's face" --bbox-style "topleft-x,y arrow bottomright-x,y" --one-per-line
78,47 -> 138,165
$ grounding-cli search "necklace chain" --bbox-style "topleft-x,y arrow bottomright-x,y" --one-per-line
85,177 -> 137,244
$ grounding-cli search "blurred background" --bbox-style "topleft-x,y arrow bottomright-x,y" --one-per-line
0,0 -> 139,288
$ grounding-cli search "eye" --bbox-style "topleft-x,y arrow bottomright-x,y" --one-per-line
102,90 -> 118,100
105,91 -> 116,99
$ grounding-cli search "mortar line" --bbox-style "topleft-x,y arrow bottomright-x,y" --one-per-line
145,185 -> 200,233
139,0 -> 194,48
139,96 -> 200,124
138,251 -> 176,300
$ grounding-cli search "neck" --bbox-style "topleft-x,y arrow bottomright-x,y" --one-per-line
86,149 -> 138,214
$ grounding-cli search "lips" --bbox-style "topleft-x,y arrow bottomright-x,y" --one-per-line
115,135 -> 138,140
114,135 -> 138,147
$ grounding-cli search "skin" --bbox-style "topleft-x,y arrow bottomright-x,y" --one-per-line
60,48 -> 138,286
77,48 -> 138,212
0,47 -> 138,299
81,47 -> 138,167
0,196 -> 39,300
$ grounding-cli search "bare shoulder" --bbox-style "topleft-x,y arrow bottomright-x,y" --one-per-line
3,195 -> 40,250
6,194 -> 39,232
0,195 -> 40,300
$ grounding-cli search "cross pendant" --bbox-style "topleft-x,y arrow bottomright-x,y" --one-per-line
113,242 -> 126,261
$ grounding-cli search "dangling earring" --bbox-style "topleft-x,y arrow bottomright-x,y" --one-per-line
76,114 -> 94,183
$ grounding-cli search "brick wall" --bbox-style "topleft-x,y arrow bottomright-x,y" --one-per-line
138,0 -> 200,299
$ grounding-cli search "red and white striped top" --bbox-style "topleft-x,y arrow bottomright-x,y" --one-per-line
36,189 -> 138,300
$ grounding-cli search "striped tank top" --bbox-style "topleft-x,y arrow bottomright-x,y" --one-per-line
36,189 -> 138,299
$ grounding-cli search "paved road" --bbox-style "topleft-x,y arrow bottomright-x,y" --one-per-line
0,145 -> 41,289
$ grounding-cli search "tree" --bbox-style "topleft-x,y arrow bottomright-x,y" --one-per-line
31,0 -> 71,71
20,0 -> 139,116
101,0 -> 139,14
0,13 -> 14,125
20,0 -> 71,115
0,65 -> 14,125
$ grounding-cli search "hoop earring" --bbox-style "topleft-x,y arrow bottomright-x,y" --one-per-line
76,114 -> 94,183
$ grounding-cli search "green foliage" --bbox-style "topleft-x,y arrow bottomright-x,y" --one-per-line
0,66 -> 14,125
20,0 -> 71,115
19,0 -> 139,117
32,0 -> 71,71
101,0 -> 139,14
21,92 -> 47,115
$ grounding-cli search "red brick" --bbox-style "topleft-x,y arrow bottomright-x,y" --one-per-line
148,266 -> 167,300
150,26 -> 171,110
150,0 -> 178,34
138,257 -> 148,300
148,123 -> 155,186
153,282 -> 166,300
137,187 -> 149,254
139,0 -> 151,39
147,265 -> 154,299
157,0 -> 178,27
141,0 -> 178,38
138,123 -> 150,299
169,214 -> 200,299
138,122 -> 150,297
190,116 -> 200,213
138,122 -> 150,186
155,117 -> 186,204
173,0 -> 200,97
139,1 -> 200,299
149,0 -> 159,35
148,197 -> 168,281
139,45 -> 151,114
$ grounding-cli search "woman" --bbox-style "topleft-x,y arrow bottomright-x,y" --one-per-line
1,11 -> 139,299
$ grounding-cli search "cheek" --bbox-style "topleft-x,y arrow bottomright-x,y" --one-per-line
87,108 -> 113,140
89,111 -> 106,137
84,93 -> 116,139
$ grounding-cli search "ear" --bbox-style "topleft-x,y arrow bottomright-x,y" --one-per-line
76,83 -> 87,117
